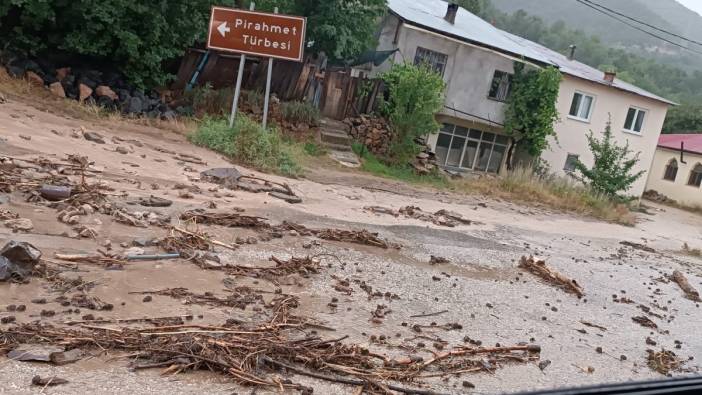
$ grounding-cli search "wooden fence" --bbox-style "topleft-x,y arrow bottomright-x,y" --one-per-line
172,48 -> 383,120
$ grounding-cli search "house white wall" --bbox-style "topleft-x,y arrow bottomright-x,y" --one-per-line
540,75 -> 670,198
646,148 -> 702,207
372,14 -> 515,127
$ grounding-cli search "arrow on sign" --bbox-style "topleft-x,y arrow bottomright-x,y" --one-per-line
217,22 -> 230,37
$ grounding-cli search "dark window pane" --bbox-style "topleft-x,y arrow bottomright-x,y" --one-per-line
495,135 -> 509,145
569,93 -> 582,117
441,123 -> 454,133
454,126 -> 469,136
688,165 -> 702,187
634,110 -> 645,132
488,71 -> 512,101
475,142 -> 493,171
414,47 -> 447,76
469,129 -> 482,139
579,95 -> 593,119
482,132 -> 496,142
488,144 -> 506,173
624,108 -> 637,130
564,154 -> 579,172
461,140 -> 479,169
435,133 -> 452,166
664,159 -> 678,181
446,136 -> 466,167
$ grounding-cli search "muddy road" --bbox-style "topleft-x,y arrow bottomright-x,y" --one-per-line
0,97 -> 700,394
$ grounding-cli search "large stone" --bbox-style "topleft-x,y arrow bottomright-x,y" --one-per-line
83,131 -> 105,144
95,85 -> 118,100
126,96 -> 143,114
49,82 -> 66,98
56,67 -> 71,81
25,71 -> 44,86
78,83 -> 93,102
4,218 -> 33,231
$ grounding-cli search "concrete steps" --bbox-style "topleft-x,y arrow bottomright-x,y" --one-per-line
318,118 -> 360,167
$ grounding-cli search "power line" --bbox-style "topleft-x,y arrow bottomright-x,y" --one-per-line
573,0 -> 702,56
581,0 -> 702,48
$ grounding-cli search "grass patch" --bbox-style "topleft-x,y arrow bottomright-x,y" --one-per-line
352,142 -> 448,187
280,100 -> 320,125
303,141 -> 326,157
189,115 -> 301,177
451,166 -> 635,225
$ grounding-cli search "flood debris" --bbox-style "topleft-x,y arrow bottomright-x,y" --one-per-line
518,256 -> 584,298
180,209 -> 268,228
130,287 -> 263,309
68,294 -> 114,311
137,195 -> 172,208
0,321 -> 540,393
647,349 -> 685,375
429,256 -> 449,264
632,315 -> 658,329
669,270 -> 701,302
364,205 -> 473,227
619,241 -> 656,253
200,167 -> 301,203
0,241 -> 41,282
31,376 -> 69,387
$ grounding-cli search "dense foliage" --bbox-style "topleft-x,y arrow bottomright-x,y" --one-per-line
1,0 -> 386,88
504,63 -> 561,160
379,62 -> 446,164
573,119 -> 645,200
662,104 -> 702,133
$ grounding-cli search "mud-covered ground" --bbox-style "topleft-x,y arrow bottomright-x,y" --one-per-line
0,96 -> 700,394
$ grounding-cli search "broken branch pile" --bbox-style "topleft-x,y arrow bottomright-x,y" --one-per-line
518,256 -> 584,298
647,349 -> 685,375
669,270 -> 701,302
365,205 -> 472,227
131,287 -> 263,310
0,322 -> 540,392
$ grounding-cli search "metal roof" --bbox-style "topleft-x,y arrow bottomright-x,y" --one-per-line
659,134 -> 702,155
387,0 -> 676,106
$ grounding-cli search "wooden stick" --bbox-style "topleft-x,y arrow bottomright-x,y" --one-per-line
410,310 -> 448,318
422,344 -> 540,368
172,226 -> 237,251
671,270 -> 701,302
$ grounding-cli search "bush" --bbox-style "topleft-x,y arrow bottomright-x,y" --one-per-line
280,101 -> 320,125
379,63 -> 446,164
573,118 -> 645,201
189,115 -> 300,176
352,142 -> 448,187
303,141 -> 326,156
0,1 -> 227,88
183,83 -> 233,117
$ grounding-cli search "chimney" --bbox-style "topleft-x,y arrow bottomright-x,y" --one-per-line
445,3 -> 459,24
568,45 -> 577,60
604,71 -> 616,83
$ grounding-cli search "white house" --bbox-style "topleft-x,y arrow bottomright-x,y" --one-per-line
356,0 -> 674,198
645,134 -> 702,207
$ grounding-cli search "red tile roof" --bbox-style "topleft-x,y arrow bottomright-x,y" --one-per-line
659,134 -> 702,155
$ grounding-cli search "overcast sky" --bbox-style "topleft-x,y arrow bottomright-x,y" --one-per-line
676,0 -> 702,16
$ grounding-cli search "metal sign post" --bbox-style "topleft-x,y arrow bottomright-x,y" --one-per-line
261,7 -> 278,130
206,4 -> 307,128
228,2 -> 255,128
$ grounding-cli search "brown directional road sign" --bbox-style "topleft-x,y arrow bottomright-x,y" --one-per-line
207,6 -> 306,62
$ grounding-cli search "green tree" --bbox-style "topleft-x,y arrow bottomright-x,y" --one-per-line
1,0 -> 387,87
504,63 -> 561,164
455,0 -> 489,15
379,62 -> 446,164
662,104 -> 702,133
573,118 -> 645,200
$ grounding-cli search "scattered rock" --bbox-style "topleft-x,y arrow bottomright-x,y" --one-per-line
83,131 -> 105,144
49,82 -> 66,98
270,191 -> 302,204
0,241 -> 42,281
115,146 -> 129,154
19,134 -> 31,141
8,344 -> 64,362
78,83 -> 93,102
3,218 -> 33,231
25,71 -> 44,86
429,255 -> 449,264
142,295 -> 152,303
95,85 -> 118,100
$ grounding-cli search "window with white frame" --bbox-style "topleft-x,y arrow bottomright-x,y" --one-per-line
414,47 -> 448,76
568,92 -> 594,121
623,107 -> 646,134
488,70 -> 513,101
434,124 -> 509,173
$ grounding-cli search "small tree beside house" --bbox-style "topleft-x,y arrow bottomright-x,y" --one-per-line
573,117 -> 646,201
